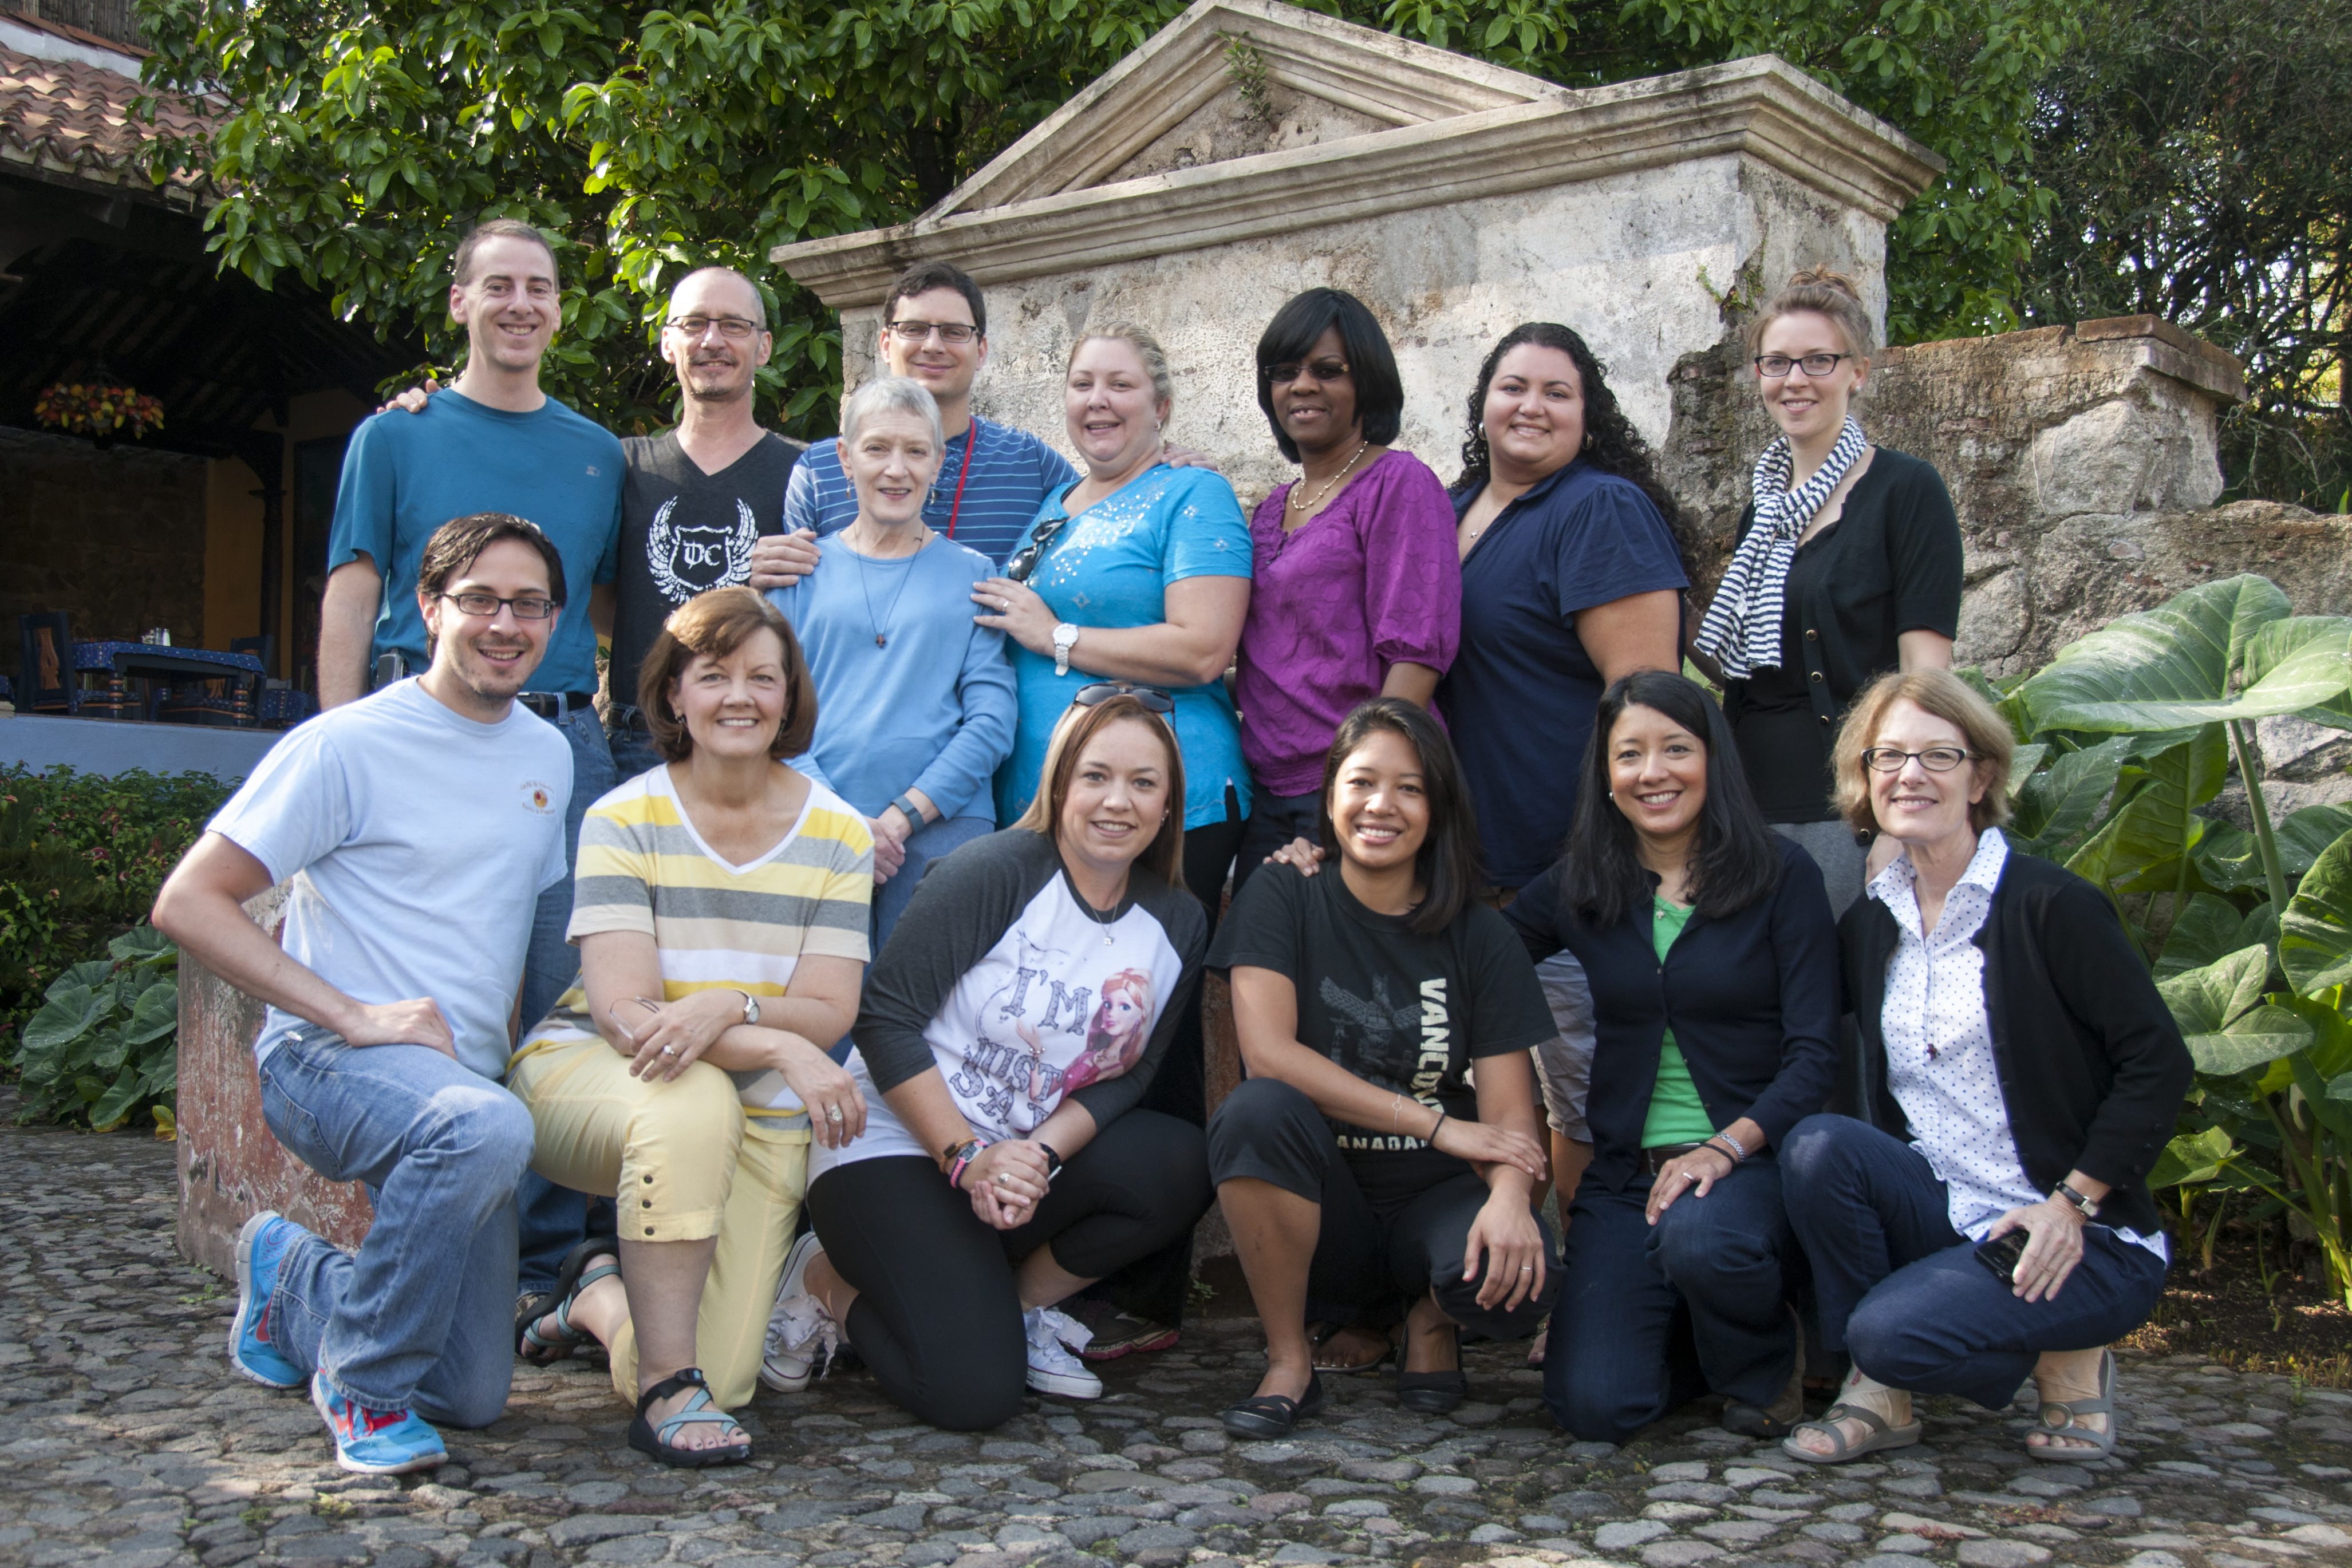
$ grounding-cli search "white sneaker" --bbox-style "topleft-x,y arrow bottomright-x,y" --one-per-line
760,1232 -> 839,1393
1024,1306 -> 1102,1399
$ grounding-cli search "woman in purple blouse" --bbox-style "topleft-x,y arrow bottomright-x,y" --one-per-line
1233,289 -> 1461,894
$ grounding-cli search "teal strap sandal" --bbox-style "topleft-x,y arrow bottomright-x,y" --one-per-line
627,1367 -> 752,1468
516,1237 -> 619,1365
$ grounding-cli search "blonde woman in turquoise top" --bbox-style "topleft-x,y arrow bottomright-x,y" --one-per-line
972,322 -> 1253,1344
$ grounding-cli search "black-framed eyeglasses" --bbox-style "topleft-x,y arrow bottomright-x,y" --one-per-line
886,319 -> 978,345
1074,681 -> 1174,714
1753,352 -> 1853,378
665,314 -> 763,341
440,591 -> 557,620
1262,357 -> 1350,385
1861,746 -> 1974,773
1005,516 -> 1072,583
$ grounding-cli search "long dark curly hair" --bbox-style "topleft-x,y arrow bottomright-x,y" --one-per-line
1454,322 -> 1696,578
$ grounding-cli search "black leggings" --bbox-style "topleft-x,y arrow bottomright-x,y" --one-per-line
806,1109 -> 1211,1431
1207,1077 -> 1557,1339
1084,787 -> 1243,1327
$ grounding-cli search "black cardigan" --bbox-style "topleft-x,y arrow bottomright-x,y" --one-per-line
1840,840 -> 2193,1237
1506,835 -> 1842,1192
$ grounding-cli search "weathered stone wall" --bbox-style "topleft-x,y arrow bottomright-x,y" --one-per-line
176,883 -> 372,1277
1658,314 -> 2282,677
0,425 -> 207,683
844,154 -> 1885,511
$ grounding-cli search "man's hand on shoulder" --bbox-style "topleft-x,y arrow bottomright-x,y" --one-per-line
338,996 -> 459,1059
374,378 -> 443,417
751,529 -> 822,591
1161,444 -> 1222,473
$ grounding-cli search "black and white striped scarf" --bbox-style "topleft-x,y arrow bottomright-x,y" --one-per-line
1694,416 -> 1869,680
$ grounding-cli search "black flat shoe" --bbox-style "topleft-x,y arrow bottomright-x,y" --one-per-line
627,1367 -> 752,1468
1221,1371 -> 1326,1439
1396,1368 -> 1467,1413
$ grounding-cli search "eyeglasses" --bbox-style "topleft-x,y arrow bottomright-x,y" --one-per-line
886,319 -> 978,345
1861,746 -> 1975,773
1005,516 -> 1072,583
1074,681 -> 1174,714
665,315 -> 763,341
1263,357 -> 1350,385
440,591 -> 557,620
1753,353 -> 1853,379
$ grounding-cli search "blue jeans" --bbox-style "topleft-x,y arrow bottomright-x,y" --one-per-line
256,1024 -> 535,1423
1544,1157 -> 1801,1444
1780,1113 -> 2169,1410
513,704 -> 620,1297
606,710 -> 664,788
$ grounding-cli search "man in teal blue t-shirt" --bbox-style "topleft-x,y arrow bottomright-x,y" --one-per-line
319,219 -> 626,1311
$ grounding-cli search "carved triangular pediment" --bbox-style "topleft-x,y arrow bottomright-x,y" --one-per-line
932,0 -> 1556,218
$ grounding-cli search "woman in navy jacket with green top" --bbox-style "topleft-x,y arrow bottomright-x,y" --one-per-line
1505,671 -> 1840,1445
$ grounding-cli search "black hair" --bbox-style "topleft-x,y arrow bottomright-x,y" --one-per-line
1254,288 -> 1405,463
1454,321 -> 1698,580
1316,698 -> 1483,936
418,512 -> 566,607
1560,670 -> 1782,929
882,259 -> 986,339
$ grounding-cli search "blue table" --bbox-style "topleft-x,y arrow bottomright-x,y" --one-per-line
73,642 -> 266,725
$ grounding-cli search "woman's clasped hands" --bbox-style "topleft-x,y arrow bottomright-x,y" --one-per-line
957,1138 -> 1054,1228
605,992 -> 869,1148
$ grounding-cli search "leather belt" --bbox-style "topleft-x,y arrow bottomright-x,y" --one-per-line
1640,1143 -> 1707,1176
518,691 -> 597,720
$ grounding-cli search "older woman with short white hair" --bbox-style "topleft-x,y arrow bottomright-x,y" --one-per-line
1777,669 -> 2191,1466
768,375 -> 1017,959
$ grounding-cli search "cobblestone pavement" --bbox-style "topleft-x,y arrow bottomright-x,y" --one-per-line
8,1119 -> 2352,1568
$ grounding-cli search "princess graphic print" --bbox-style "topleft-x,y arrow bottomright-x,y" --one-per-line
811,828 -> 1205,1177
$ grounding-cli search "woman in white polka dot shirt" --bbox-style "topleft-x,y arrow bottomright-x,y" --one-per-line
1778,669 -> 2191,1467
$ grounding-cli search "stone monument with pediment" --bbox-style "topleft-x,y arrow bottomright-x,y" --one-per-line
772,0 -> 1943,502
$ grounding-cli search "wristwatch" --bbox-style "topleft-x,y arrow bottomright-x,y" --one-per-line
1052,622 -> 1081,677
2051,1180 -> 2100,1219
736,990 -> 761,1028
890,792 -> 925,827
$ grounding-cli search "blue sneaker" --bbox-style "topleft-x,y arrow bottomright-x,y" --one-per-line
228,1211 -> 305,1389
309,1374 -> 447,1475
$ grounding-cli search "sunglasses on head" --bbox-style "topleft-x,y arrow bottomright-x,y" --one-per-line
1073,681 -> 1174,714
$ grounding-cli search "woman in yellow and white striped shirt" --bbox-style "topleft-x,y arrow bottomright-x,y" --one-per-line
507,587 -> 873,1467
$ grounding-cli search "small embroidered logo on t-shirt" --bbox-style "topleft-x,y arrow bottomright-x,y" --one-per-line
520,781 -> 556,813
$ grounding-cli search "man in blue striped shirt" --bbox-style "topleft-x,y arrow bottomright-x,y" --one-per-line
756,260 -> 1074,574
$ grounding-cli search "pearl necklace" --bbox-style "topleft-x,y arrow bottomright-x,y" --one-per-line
1285,441 -> 1370,523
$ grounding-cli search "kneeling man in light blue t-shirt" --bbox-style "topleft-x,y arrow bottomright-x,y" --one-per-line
155,514 -> 575,1478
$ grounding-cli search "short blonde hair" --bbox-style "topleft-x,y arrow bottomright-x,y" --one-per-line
1068,323 -> 1174,412
1833,669 -> 2014,836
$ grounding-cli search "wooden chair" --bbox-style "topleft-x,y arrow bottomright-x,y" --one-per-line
15,613 -> 77,715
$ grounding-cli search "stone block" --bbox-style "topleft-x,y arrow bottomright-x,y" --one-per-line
176,885 -> 372,1278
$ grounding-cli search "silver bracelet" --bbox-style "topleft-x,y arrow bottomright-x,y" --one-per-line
1708,1131 -> 1747,1163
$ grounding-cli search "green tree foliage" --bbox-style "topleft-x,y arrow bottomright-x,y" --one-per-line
135,0 -> 2079,435
2018,0 -> 2351,509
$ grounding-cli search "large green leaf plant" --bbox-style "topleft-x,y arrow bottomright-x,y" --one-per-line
1988,574 -> 2352,1301
14,925 -> 182,1134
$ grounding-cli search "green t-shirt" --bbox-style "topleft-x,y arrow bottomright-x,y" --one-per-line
1640,895 -> 1716,1146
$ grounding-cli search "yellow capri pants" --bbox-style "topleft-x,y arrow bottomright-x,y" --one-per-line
507,1033 -> 809,1408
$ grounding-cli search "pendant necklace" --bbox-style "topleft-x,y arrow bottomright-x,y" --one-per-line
850,524 -> 924,647
1079,884 -> 1123,946
1285,440 -> 1370,525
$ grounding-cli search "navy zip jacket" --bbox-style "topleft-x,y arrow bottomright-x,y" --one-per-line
1506,835 -> 1841,1191
1839,841 -> 2192,1238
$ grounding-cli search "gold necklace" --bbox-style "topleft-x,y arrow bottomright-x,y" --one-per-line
1286,441 -> 1370,522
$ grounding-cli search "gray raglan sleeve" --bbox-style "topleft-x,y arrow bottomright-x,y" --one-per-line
850,830 -> 1048,1094
1067,871 -> 1209,1129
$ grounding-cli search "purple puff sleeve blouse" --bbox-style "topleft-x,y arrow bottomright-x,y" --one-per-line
1235,449 -> 1462,796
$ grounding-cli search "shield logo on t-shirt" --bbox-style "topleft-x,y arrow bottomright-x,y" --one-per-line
646,497 -> 757,602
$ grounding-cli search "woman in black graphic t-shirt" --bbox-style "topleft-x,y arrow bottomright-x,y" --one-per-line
1205,699 -> 1556,1439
